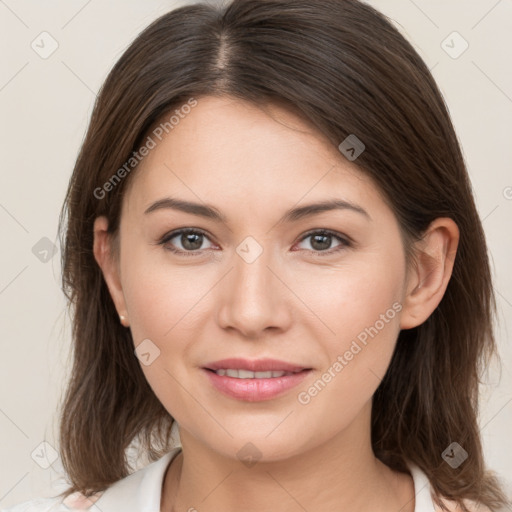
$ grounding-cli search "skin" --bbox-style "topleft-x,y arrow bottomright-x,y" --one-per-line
93,95 -> 459,512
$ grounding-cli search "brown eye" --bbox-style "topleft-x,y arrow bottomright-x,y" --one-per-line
295,230 -> 351,255
159,228 -> 214,256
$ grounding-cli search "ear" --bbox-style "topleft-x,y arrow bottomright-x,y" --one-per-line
93,216 -> 130,327
400,218 -> 459,330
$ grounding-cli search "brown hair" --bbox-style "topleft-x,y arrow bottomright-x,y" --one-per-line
56,0 -> 509,509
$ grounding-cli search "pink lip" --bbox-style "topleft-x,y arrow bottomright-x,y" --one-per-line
203,357 -> 310,373
202,368 -> 312,402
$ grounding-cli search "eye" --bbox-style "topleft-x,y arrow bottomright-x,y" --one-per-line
158,228 -> 216,257
293,229 -> 351,255
157,227 -> 352,258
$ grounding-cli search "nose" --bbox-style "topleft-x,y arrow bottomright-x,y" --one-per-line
216,242 -> 292,339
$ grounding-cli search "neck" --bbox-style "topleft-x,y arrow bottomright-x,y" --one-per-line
162,404 -> 415,512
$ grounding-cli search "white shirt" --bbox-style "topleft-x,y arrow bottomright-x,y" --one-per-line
1,447 -> 439,512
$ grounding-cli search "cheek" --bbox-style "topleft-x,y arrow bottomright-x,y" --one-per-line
124,270 -> 202,341
295,250 -> 404,346
294,246 -> 405,402
119,251 -> 212,410
294,287 -> 403,439
120,244 -> 219,358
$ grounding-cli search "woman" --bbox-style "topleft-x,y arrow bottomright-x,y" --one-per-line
3,0 -> 509,510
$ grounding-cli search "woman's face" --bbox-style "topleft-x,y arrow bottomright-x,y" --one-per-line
109,95 -> 410,461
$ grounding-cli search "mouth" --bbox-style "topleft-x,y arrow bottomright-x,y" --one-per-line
203,357 -> 312,374
203,368 -> 308,379
201,359 -> 313,401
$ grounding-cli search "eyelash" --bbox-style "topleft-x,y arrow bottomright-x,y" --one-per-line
157,228 -> 352,258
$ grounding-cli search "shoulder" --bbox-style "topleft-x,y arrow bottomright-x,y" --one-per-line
1,492 -> 103,512
434,496 -> 493,512
0,497 -> 62,511
406,462 -> 497,512
2,448 -> 180,512
1,497 -> 60,512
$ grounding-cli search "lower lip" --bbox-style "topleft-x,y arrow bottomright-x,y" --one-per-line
202,368 -> 312,402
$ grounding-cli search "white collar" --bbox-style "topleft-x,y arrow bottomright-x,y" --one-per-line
407,462 -> 437,511
92,448 -> 181,512
92,449 -> 436,512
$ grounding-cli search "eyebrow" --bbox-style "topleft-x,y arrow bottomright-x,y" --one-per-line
144,197 -> 371,223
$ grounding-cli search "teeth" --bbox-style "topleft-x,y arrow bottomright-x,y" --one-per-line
214,369 -> 294,378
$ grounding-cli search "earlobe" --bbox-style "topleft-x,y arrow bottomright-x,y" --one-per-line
93,216 -> 129,325
399,218 -> 459,330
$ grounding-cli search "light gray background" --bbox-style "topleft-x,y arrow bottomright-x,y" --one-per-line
0,0 -> 511,508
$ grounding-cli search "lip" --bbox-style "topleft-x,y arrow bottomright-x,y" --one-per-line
202,367 -> 312,402
203,357 -> 310,373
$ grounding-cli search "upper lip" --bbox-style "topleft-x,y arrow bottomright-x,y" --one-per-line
203,358 -> 311,373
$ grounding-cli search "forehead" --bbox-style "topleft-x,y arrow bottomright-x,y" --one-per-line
124,95 -> 383,218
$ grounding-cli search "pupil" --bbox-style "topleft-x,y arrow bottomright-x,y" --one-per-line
312,234 -> 330,251
179,233 -> 332,251
183,233 -> 202,250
